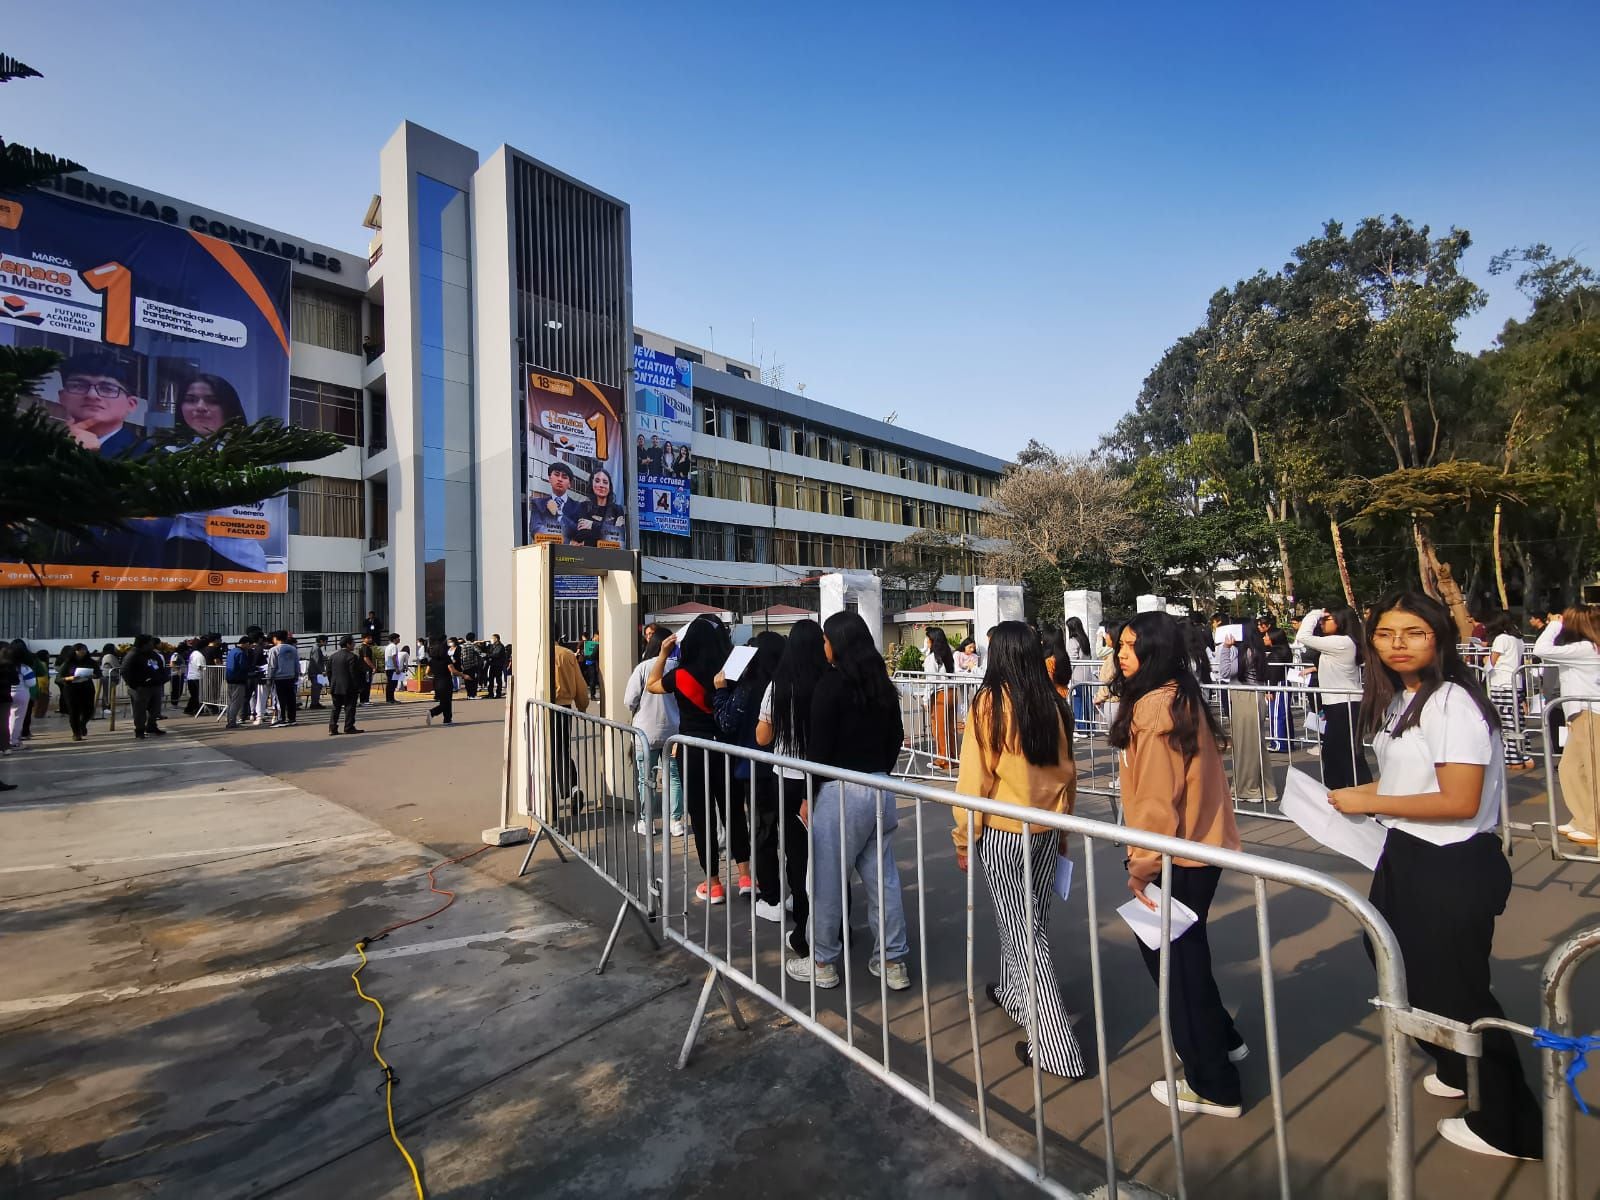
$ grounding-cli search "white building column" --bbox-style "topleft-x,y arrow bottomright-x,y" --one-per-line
1136,594 -> 1167,613
973,584 -> 1023,653
1063,589 -> 1103,642
819,571 -> 883,650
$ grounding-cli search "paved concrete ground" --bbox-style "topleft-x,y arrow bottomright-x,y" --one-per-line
4,691 -> 1597,1199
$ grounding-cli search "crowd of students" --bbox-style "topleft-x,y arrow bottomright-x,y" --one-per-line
613,593 -> 1598,1163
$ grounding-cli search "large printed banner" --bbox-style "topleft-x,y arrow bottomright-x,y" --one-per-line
525,368 -> 627,549
632,346 -> 692,537
0,188 -> 292,592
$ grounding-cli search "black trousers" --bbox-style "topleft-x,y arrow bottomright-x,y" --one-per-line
384,673 -> 398,703
169,672 -> 185,705
64,681 -> 95,737
428,687 -> 453,724
329,692 -> 357,732
1136,865 -> 1243,1106
683,745 -> 750,878
486,664 -> 505,698
1368,828 -> 1543,1158
273,678 -> 298,724
1320,701 -> 1373,790
463,670 -> 479,698
129,684 -> 162,733
184,678 -> 200,714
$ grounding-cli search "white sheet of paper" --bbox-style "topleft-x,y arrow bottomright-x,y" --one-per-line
1280,768 -> 1388,871
1054,855 -> 1074,902
73,667 -> 95,679
720,645 -> 757,682
1213,623 -> 1245,647
1117,884 -> 1198,951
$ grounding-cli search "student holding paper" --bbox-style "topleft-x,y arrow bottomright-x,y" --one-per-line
1110,612 -> 1247,1119
57,644 -> 100,742
1331,592 -> 1542,1161
952,621 -> 1087,1078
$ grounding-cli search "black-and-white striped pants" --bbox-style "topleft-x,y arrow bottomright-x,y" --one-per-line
1489,685 -> 1529,766
979,827 -> 1086,1078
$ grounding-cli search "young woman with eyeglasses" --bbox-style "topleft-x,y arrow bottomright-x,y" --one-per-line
1330,592 -> 1541,1161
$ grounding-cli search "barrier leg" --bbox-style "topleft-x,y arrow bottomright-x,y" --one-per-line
517,822 -> 569,877
595,900 -> 662,975
677,965 -> 748,1070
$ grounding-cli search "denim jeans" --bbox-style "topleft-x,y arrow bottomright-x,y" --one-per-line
636,745 -> 683,823
809,778 -> 910,967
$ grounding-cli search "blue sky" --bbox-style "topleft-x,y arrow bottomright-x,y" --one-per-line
5,1 -> 1597,459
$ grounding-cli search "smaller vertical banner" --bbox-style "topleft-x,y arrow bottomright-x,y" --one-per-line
632,346 -> 692,537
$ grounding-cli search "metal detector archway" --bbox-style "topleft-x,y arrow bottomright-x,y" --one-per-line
494,542 -> 638,840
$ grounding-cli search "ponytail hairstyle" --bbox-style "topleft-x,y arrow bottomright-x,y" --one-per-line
1107,611 -> 1221,756
1359,591 -> 1499,738
978,621 -> 1072,766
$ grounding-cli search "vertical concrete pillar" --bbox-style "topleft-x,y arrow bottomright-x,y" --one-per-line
1063,589 -> 1103,641
1136,594 -> 1167,613
819,572 -> 884,650
973,584 -> 1024,653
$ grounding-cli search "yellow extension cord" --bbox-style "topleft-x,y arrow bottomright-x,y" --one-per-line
351,939 -> 426,1200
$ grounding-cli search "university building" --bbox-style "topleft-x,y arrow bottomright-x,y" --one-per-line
1,123 -> 1004,648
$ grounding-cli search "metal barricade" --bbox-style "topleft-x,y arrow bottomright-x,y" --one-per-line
1535,692 -> 1600,865
893,671 -> 981,782
517,699 -> 663,972
197,664 -> 227,716
659,732 -> 1447,1200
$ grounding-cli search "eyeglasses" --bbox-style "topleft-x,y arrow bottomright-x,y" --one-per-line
1372,628 -> 1435,646
62,377 -> 131,399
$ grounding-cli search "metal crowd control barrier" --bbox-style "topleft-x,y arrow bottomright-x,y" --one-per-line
1534,693 -> 1600,865
197,664 -> 227,716
517,699 -> 663,972
893,670 -> 981,782
659,731 -> 1446,1200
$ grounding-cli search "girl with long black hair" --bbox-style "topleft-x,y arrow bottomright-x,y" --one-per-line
1110,612 -> 1246,1119
1331,592 -> 1541,1160
785,612 -> 910,991
757,619 -> 828,944
1295,606 -> 1373,788
923,626 -> 959,767
649,615 -> 751,904
1229,614 -> 1276,801
1065,616 -> 1094,729
1041,624 -> 1073,700
725,631 -> 786,914
952,621 -> 1087,1077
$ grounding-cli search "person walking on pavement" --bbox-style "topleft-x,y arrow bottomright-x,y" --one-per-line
327,636 -> 365,735
120,635 -> 169,738
458,634 -> 483,700
168,641 -> 188,707
484,634 -> 508,698
426,637 -> 463,726
223,636 -> 255,729
357,633 -> 378,706
553,638 -> 590,803
267,631 -> 300,726
306,636 -> 329,709
58,644 -> 99,741
383,633 -> 402,704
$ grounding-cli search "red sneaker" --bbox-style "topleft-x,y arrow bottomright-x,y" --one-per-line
737,873 -> 754,897
697,879 -> 726,905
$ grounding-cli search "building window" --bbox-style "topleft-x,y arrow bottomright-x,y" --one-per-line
674,346 -> 704,364
367,390 -> 387,456
291,378 -> 363,445
725,364 -> 749,379
288,476 -> 364,538
700,397 -> 719,437
765,420 -> 784,452
368,477 -> 389,550
291,287 -> 362,354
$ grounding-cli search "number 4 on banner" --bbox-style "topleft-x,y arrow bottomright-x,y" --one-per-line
584,412 -> 608,460
82,262 -> 132,346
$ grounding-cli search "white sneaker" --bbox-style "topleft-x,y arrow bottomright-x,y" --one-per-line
784,956 -> 839,989
754,899 -> 784,924
1149,1078 -> 1242,1118
635,819 -> 653,836
1424,1073 -> 1466,1099
669,819 -> 686,837
869,956 -> 912,991
1228,1041 -> 1250,1064
1436,1116 -> 1538,1160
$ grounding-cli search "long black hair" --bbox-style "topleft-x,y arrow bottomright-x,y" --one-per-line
176,372 -> 245,437
1359,591 -> 1499,738
978,621 -> 1073,766
1108,611 -> 1221,757
1483,611 -> 1520,642
1041,624 -> 1073,689
1324,606 -> 1366,666
678,614 -> 732,684
736,630 -> 786,706
822,611 -> 898,712
1065,616 -> 1092,660
1181,614 -> 1213,683
772,618 -> 828,754
925,626 -> 954,673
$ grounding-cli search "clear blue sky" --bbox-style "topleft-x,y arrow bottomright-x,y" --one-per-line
6,1 -> 1597,459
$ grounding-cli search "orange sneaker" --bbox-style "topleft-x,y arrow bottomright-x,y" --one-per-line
737,873 -> 754,897
696,879 -> 726,905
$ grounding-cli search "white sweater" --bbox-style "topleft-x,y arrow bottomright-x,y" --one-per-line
1533,621 -> 1600,716
1294,610 -> 1362,700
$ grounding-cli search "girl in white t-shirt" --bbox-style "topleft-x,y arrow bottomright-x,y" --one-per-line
1330,592 -> 1541,1162
1483,612 -> 1530,769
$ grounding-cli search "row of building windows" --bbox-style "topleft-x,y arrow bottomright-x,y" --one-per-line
641,585 -> 965,622
641,521 -> 954,573
693,392 -> 995,497
290,377 -> 364,446
687,458 -> 980,536
288,476 -> 365,539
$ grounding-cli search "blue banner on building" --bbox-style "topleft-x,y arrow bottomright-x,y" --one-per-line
633,346 -> 692,537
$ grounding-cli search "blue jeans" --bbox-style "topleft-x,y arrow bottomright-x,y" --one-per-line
809,778 -> 910,967
637,745 -> 683,823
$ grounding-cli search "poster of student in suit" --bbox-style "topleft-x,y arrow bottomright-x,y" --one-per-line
525,368 -> 627,548
0,186 -> 292,592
